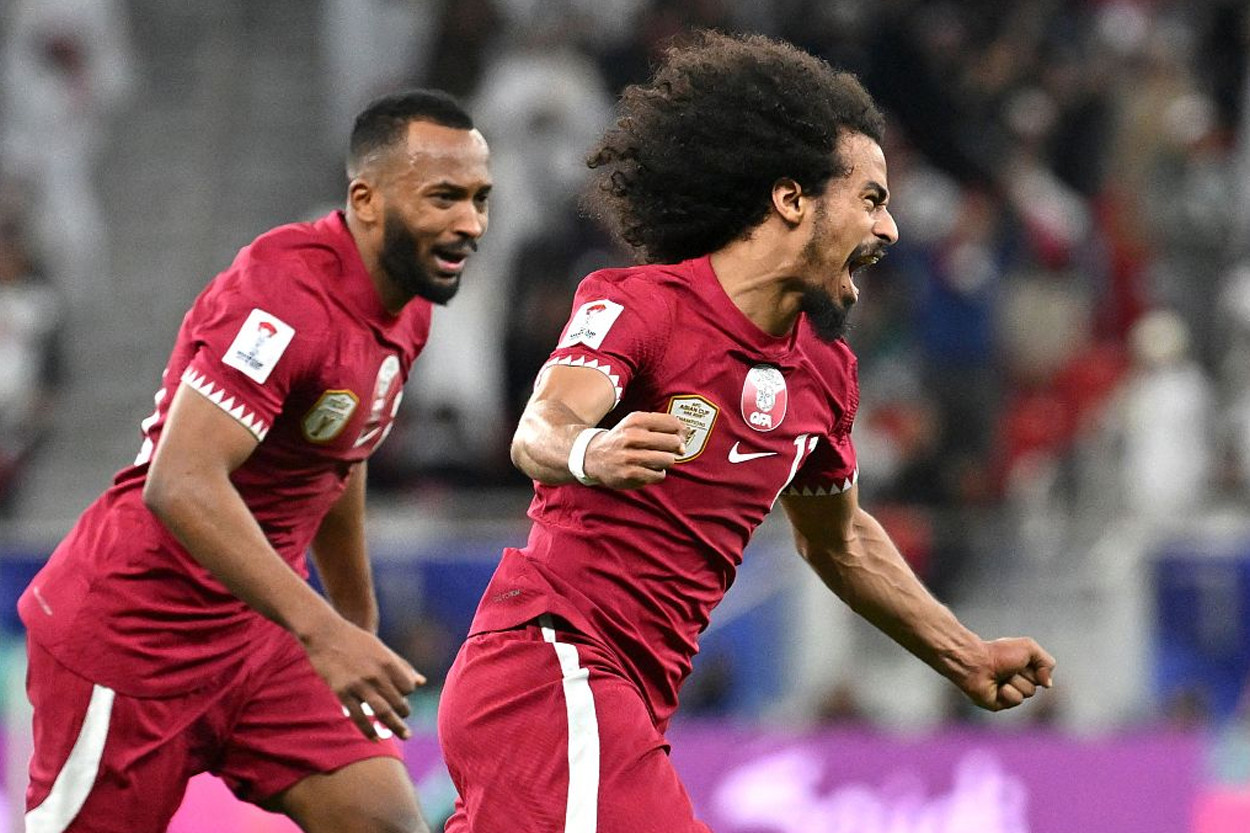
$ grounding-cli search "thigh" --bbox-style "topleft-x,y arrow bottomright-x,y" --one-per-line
269,757 -> 427,833
438,620 -> 710,833
24,639 -> 203,833
215,632 -> 406,807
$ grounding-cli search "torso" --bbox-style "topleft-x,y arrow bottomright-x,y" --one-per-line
470,255 -> 859,726
18,211 -> 431,696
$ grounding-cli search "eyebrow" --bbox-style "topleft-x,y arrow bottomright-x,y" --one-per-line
864,181 -> 889,203
428,181 -> 492,194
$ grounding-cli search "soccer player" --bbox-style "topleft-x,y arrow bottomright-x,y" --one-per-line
18,89 -> 491,832
437,32 -> 1055,833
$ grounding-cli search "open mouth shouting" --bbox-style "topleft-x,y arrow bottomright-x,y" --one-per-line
847,244 -> 886,276
432,242 -> 477,276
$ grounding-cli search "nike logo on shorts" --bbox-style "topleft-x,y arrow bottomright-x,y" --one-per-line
728,442 -> 778,463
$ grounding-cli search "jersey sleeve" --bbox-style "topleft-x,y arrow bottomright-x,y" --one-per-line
179,280 -> 325,442
785,354 -> 861,496
537,271 -> 673,407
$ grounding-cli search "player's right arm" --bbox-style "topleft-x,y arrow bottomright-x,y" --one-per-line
510,364 -> 688,489
143,381 -> 420,741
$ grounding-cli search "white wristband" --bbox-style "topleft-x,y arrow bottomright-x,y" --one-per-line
568,427 -> 607,486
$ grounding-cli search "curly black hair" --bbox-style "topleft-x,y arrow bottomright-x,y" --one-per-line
586,30 -> 885,264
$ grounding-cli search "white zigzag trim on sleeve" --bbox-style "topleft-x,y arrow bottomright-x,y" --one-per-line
541,355 -> 623,405
783,467 -> 858,497
181,368 -> 270,441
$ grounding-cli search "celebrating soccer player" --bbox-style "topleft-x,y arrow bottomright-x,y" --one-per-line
19,89 -> 491,832
437,31 -> 1055,833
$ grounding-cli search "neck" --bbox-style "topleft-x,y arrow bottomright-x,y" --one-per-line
708,225 -> 805,337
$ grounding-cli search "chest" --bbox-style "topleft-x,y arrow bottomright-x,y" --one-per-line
283,334 -> 415,459
629,346 -> 847,489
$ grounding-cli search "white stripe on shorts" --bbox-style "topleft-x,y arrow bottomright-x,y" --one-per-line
26,683 -> 116,833
540,614 -> 600,833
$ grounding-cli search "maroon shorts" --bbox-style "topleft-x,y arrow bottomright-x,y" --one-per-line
24,629 -> 401,833
438,616 -> 711,833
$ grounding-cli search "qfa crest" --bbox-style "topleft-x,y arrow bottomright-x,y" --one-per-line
741,365 -> 787,432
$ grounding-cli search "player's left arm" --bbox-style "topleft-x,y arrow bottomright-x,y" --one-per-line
780,486 -> 1055,711
309,461 -> 378,633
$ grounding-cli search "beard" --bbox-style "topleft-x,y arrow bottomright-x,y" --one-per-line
378,209 -> 461,305
798,205 -> 853,342
801,283 -> 852,342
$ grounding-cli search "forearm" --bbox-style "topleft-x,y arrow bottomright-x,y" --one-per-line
146,475 -> 339,642
807,510 -> 984,685
311,471 -> 377,631
511,398 -> 599,484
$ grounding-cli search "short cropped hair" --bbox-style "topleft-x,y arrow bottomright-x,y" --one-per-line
347,89 -> 474,177
586,30 -> 885,264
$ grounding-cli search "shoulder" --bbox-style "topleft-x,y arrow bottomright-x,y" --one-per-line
571,262 -> 686,325
208,219 -> 342,330
561,263 -> 682,350
577,262 -> 688,298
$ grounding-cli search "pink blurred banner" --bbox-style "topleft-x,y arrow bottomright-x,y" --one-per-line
669,723 -> 1204,833
161,725 -> 1235,833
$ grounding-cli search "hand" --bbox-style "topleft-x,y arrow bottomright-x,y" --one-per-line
957,637 -> 1055,712
583,411 -> 688,489
300,615 -> 426,740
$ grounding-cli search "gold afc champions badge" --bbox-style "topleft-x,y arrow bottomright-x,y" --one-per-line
667,395 -> 719,462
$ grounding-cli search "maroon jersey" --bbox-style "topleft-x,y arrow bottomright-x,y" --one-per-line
18,211 -> 431,696
470,255 -> 859,726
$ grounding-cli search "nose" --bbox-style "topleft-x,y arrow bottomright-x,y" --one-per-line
875,208 -> 899,246
454,201 -> 487,240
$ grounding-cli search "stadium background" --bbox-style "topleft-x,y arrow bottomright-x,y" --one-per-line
1,0 -> 1249,830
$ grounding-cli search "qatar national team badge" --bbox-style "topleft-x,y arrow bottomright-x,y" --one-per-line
741,365 -> 787,432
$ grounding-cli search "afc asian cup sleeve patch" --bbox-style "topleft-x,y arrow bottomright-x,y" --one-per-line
222,308 -> 296,384
558,299 -> 625,350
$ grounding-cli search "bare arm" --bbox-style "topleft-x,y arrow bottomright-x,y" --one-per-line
511,364 -> 687,489
310,461 -> 378,633
780,485 -> 1054,711
143,382 -> 420,739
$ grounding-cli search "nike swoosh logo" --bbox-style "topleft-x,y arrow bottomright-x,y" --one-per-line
728,442 -> 778,463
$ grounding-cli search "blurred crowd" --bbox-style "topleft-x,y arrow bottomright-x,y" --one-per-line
337,0 -> 1250,599
2,0 -> 1250,726
0,0 -> 132,513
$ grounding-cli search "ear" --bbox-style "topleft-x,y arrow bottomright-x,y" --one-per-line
771,178 -> 806,226
348,177 -> 381,225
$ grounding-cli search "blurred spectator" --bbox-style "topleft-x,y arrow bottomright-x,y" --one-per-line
813,681 -> 870,727
592,0 -> 738,94
0,215 -> 64,514
402,24 -> 613,483
1221,264 -> 1250,495
0,0 -> 134,304
502,196 -> 617,431
1109,309 -> 1217,521
321,0 -> 438,150
1162,684 -> 1213,732
420,0 -> 503,100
